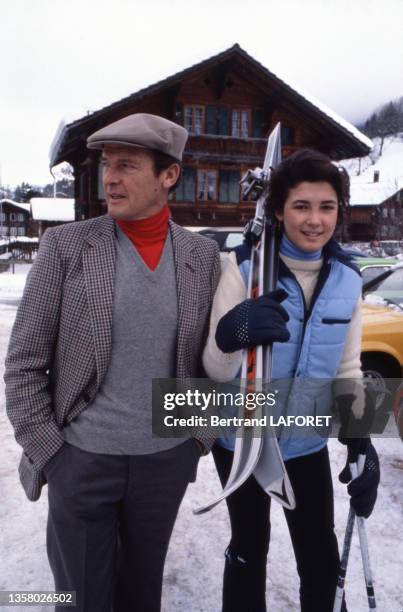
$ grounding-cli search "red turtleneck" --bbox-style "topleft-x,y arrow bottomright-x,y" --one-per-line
117,206 -> 170,271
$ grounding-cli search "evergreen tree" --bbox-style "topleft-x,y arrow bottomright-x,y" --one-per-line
361,96 -> 403,143
13,182 -> 38,202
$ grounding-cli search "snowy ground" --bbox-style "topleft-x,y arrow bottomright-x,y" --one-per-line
0,265 -> 402,612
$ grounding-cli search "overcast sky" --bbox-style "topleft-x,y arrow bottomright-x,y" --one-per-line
1,0 -> 402,188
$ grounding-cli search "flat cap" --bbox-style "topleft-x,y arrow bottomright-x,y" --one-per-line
87,113 -> 188,161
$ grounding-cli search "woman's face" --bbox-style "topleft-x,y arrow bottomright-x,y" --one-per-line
275,181 -> 339,252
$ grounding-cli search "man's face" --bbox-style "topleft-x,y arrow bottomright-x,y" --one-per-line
101,145 -> 178,221
275,181 -> 339,252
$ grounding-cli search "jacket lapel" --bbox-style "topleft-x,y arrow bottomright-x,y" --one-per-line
169,221 -> 199,376
83,216 -> 116,385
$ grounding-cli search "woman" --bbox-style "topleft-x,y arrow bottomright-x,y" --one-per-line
202,149 -> 380,612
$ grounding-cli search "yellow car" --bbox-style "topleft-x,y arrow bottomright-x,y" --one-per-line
361,302 -> 403,381
361,303 -> 403,432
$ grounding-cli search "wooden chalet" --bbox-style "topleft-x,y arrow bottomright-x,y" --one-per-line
349,175 -> 403,241
0,199 -> 31,237
50,44 -> 371,226
30,197 -> 75,240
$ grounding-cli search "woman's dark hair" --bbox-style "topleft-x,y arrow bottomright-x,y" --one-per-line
268,148 -> 350,217
148,150 -> 182,193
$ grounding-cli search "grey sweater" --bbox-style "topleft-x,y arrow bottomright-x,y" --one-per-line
64,227 -> 184,454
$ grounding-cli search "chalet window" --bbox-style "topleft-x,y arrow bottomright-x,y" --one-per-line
252,110 -> 264,138
184,106 -> 204,135
175,167 -> 196,202
17,213 -> 25,222
281,126 -> 295,145
10,213 -> 17,221
382,208 -> 388,218
10,227 -> 17,236
17,227 -> 25,236
197,170 -> 217,201
205,106 -> 229,136
219,170 -> 240,203
98,164 -> 105,200
0,212 -> 5,222
232,110 -> 249,138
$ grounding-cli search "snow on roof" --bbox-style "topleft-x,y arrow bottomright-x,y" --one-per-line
30,198 -> 75,222
0,199 -> 31,213
51,45 -> 372,166
341,133 -> 403,206
261,72 -> 373,151
349,181 -> 399,206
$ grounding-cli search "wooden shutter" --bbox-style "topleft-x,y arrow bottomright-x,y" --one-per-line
281,126 -> 295,145
206,106 -> 217,134
175,167 -> 195,202
175,103 -> 184,125
252,110 -> 264,137
228,171 -> 240,203
184,168 -> 196,201
218,108 -> 229,135
219,170 -> 229,202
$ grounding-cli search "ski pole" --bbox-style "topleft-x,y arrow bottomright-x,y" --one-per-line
350,460 -> 377,610
333,453 -> 365,612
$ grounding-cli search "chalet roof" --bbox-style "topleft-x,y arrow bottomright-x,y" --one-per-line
30,198 -> 75,221
0,199 -> 31,213
349,182 -> 402,206
50,44 -> 372,166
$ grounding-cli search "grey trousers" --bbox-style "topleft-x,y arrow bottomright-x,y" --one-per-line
45,440 -> 200,612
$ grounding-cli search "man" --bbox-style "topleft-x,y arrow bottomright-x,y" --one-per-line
5,113 -> 220,612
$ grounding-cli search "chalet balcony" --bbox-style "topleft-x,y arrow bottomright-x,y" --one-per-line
170,200 -> 255,227
185,135 -> 268,165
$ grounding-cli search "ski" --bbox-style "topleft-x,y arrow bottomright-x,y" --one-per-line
194,124 -> 295,515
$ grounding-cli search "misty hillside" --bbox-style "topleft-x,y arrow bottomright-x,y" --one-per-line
341,132 -> 403,206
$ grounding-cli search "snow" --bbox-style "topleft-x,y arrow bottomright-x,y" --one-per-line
30,198 -> 75,222
10,237 -> 38,243
278,83 -> 373,151
0,264 -> 31,299
342,133 -> 403,206
0,268 -> 402,612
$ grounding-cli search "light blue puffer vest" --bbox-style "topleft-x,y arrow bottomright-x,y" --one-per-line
219,239 -> 362,461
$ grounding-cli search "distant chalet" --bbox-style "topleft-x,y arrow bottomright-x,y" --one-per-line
50,44 -> 372,226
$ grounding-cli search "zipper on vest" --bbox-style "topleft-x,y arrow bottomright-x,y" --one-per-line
294,279 -> 307,376
284,260 -> 332,377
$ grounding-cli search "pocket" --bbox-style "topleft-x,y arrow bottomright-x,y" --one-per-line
322,318 -> 351,324
190,438 -> 203,458
43,443 -> 68,481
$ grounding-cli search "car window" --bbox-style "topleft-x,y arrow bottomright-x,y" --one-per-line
223,232 -> 244,251
370,268 -> 403,291
361,266 -> 390,284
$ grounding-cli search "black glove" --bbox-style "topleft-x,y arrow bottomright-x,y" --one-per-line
335,391 -> 376,439
338,438 -> 380,519
215,289 -> 290,354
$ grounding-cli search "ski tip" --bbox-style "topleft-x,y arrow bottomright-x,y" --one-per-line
267,480 -> 296,510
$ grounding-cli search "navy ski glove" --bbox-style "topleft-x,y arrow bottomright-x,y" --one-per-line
338,438 -> 380,519
336,393 -> 379,518
335,391 -> 376,440
215,289 -> 290,354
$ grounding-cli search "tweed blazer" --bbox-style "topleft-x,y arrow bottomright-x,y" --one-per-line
4,215 -> 220,501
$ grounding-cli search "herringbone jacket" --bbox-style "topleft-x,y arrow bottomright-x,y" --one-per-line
5,215 -> 220,501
